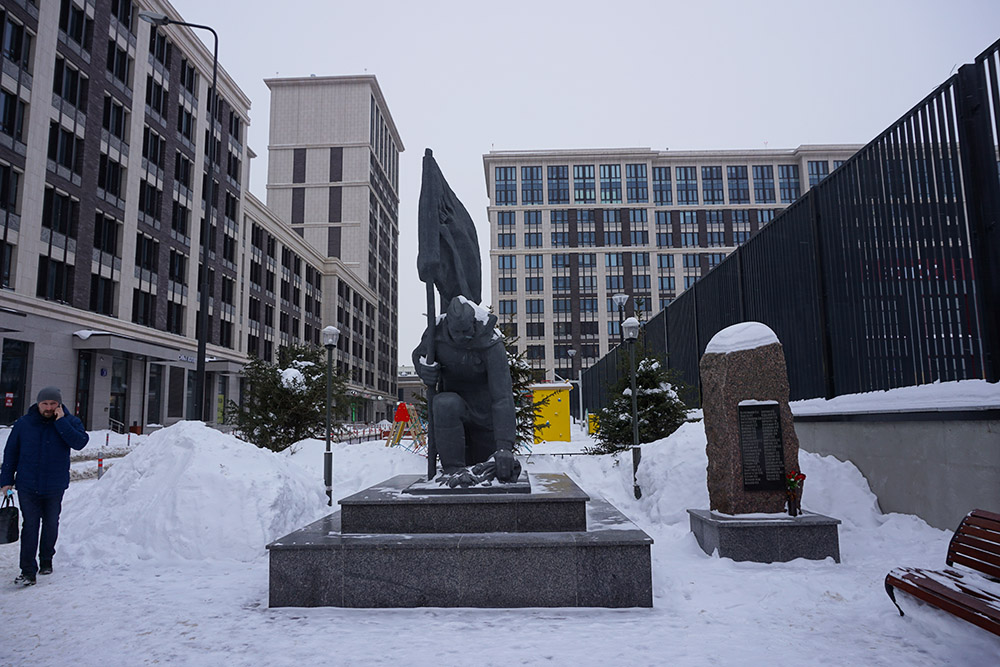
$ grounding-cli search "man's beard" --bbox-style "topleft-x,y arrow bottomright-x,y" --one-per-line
40,410 -> 56,420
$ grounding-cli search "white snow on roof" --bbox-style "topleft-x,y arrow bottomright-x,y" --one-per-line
704,322 -> 780,354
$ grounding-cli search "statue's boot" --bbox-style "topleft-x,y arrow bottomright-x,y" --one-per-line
435,424 -> 467,474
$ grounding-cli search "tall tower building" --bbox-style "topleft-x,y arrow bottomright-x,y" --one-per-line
265,76 -> 402,420
483,145 -> 861,384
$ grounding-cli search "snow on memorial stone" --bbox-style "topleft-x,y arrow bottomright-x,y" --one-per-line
700,322 -> 801,514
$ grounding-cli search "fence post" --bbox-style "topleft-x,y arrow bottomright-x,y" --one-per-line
956,62 -> 1000,382
808,191 -> 837,399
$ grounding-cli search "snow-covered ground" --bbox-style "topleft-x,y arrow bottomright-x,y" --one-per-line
1,382 -> 998,665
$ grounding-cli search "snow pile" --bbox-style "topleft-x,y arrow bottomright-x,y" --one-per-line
279,367 -> 306,391
704,321 -> 780,354
59,422 -> 326,565
792,378 -> 1000,414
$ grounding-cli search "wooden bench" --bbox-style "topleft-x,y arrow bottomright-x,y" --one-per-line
885,509 -> 1000,636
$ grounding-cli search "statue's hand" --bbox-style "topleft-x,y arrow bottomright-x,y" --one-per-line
493,447 -> 516,482
417,359 -> 440,388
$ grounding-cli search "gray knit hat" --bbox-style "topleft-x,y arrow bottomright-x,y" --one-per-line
36,386 -> 62,403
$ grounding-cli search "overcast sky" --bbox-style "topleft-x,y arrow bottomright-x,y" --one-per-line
168,0 -> 1000,359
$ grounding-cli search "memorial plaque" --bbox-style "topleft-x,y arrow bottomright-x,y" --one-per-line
738,403 -> 786,491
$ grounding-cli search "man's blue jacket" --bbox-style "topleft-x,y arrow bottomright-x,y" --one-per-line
0,403 -> 89,494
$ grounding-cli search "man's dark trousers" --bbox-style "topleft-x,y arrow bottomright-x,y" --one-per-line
18,489 -> 64,576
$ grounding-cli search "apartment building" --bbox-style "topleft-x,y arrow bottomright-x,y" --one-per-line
0,1 -> 401,427
264,75 -> 402,423
483,145 -> 861,383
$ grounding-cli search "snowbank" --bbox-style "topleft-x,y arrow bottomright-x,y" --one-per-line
59,422 -> 327,564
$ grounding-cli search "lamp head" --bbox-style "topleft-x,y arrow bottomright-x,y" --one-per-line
622,317 -> 640,342
567,348 -> 576,358
321,325 -> 340,348
138,11 -> 171,26
612,293 -> 630,308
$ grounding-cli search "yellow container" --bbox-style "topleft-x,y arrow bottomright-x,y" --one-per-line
528,382 -> 572,443
588,413 -> 599,435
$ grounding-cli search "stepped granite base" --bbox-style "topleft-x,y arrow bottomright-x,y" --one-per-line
268,473 -> 653,608
688,509 -> 841,563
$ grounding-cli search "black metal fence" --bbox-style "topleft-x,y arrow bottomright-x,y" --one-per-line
583,38 -> 1000,410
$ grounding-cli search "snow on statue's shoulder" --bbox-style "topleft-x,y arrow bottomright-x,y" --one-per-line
457,294 -> 491,325
704,321 -> 779,355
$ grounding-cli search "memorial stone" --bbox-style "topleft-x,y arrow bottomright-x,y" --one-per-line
700,322 -> 801,514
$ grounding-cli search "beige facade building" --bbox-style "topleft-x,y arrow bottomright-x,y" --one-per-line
483,145 -> 861,383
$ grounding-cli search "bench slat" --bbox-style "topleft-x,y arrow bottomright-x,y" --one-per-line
956,522 -> 1000,546
967,509 -> 1000,525
886,569 -> 1000,636
950,552 -> 1000,581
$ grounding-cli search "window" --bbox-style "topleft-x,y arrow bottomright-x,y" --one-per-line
652,166 -> 672,205
551,231 -> 568,247
778,164 -> 800,203
42,188 -> 78,237
524,232 -> 542,248
521,166 -> 542,205
604,229 -> 622,246
177,106 -> 194,141
525,210 -> 542,226
727,166 -> 750,204
526,299 -> 544,314
497,211 -> 515,227
657,254 -> 675,269
684,275 -> 699,289
573,165 -> 595,204
626,164 -> 648,203
498,277 -> 516,292
175,153 -> 193,188
142,127 -> 165,168
732,210 -> 751,244
680,211 -> 698,247
682,254 -> 700,268
606,275 -> 625,290
172,202 -> 189,236
60,0 -> 93,50
676,167 -> 698,205
632,274 -> 651,290
552,299 -> 572,313
600,164 -> 622,203
103,96 -> 128,141
526,322 -> 544,338
632,252 -> 650,266
547,165 -> 569,204
605,253 -> 622,267
98,154 -> 125,198
551,254 -> 570,268
525,277 -> 543,292
138,181 -> 161,220
168,249 -> 187,284
180,58 -> 198,97
707,253 -> 726,268
135,234 -> 159,272
526,254 -> 543,270
48,123 -> 83,173
2,15 -> 32,70
497,254 -> 516,270
759,209 -> 776,224
53,57 -> 88,110
495,166 -> 517,205
1,164 -> 21,212
497,233 -> 516,248
89,274 -> 115,315
808,160 -> 829,187
753,165 -> 776,204
706,210 -> 724,247
629,209 -> 648,245
552,276 -> 571,292
167,301 -> 184,334
578,231 -> 596,247
498,300 -> 516,315
111,0 -> 134,30
149,29 -> 171,68
579,253 -> 597,267
94,211 -> 121,257
132,289 -> 155,326
36,257 -> 74,302
106,40 -> 131,87
702,166 -> 724,204
658,275 -> 675,291
526,346 -> 545,360
578,275 -> 597,292
145,75 -> 166,116
0,87 -> 25,142
580,298 -> 598,312
655,211 -> 672,248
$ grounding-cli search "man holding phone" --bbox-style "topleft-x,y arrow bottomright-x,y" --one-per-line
1,386 -> 89,586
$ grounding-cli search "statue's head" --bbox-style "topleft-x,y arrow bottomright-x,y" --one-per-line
445,296 -> 477,343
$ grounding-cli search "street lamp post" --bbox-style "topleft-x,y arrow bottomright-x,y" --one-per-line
622,316 -> 641,499
567,347 -> 583,428
140,11 -> 218,422
612,293 -> 630,346
322,325 -> 341,506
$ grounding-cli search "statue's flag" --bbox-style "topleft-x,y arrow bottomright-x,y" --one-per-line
417,149 -> 482,305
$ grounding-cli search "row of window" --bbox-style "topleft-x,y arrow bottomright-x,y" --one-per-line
495,161 -> 847,207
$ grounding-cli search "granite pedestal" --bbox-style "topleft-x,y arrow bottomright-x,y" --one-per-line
268,473 -> 653,608
688,509 -> 841,563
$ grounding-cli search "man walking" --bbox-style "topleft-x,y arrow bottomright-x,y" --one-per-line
1,386 -> 88,586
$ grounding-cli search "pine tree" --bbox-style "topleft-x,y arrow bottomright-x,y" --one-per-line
225,343 -> 348,452
588,348 -> 689,455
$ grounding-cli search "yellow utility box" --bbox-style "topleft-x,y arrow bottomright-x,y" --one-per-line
588,413 -> 599,435
528,382 -> 572,442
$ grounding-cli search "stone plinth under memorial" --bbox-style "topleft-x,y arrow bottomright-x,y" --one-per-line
267,473 -> 654,608
688,509 -> 841,563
